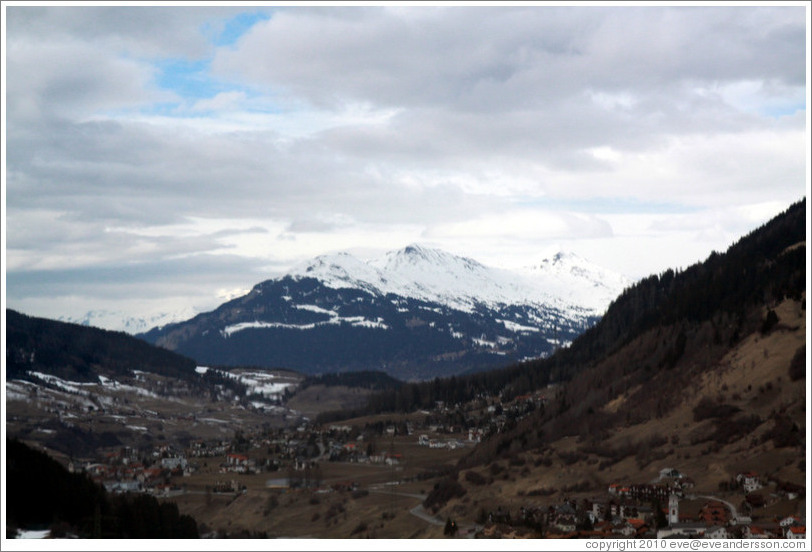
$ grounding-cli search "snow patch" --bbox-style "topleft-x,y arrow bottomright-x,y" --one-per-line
498,319 -> 540,333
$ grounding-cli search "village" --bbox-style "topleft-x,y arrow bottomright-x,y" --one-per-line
60,385 -> 805,540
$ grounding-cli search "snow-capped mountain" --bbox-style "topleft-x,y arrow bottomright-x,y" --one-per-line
139,245 -> 629,380
519,251 -> 632,314
289,245 -> 626,316
60,307 -> 199,335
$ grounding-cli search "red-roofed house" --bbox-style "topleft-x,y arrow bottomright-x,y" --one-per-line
779,516 -> 802,528
743,525 -> 767,539
786,526 -> 806,539
736,472 -> 762,493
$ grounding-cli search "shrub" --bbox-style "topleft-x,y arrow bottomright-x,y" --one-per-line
423,477 -> 466,511
464,470 -> 488,485
788,345 -> 806,381
760,309 -> 779,334
693,397 -> 740,421
351,522 -> 367,536
509,455 -> 526,467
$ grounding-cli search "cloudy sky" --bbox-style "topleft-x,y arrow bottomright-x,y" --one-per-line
2,3 -> 809,328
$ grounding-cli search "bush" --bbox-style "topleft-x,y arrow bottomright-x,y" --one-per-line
693,397 -> 740,421
557,451 -> 582,465
350,522 -> 367,536
762,413 -> 802,448
760,309 -> 779,334
423,477 -> 466,511
509,455 -> 526,467
464,470 -> 488,485
710,414 -> 762,445
788,345 -> 806,381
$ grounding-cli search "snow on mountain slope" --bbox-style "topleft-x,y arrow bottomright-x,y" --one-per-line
139,245 -> 630,379
519,251 -> 632,313
59,307 -> 199,335
289,244 -> 629,316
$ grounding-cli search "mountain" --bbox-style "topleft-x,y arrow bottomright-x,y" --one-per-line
58,307 -> 199,335
140,246 -> 630,380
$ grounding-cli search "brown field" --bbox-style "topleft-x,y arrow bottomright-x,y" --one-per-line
163,433 -> 469,538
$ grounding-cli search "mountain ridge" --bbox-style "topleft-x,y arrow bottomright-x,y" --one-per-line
139,245 -> 629,380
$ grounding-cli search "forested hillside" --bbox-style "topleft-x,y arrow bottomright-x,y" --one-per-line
6,309 -> 198,383
459,197 -> 806,469
317,199 -> 806,423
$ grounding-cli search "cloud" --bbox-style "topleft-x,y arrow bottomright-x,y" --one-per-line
3,5 -> 807,325
190,90 -> 248,112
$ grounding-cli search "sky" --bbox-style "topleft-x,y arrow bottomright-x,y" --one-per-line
2,2 -> 810,328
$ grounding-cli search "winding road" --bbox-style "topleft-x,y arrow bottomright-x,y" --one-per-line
368,486 -> 481,537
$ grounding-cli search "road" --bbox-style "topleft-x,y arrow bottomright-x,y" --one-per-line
369,486 -> 481,537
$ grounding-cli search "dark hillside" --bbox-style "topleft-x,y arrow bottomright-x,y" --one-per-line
5,309 -> 198,383
5,438 -> 199,538
459,197 -> 806,469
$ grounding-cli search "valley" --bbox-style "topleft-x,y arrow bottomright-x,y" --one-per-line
4,199 -> 808,541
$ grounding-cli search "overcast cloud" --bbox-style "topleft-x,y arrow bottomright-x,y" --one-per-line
2,3 -> 809,326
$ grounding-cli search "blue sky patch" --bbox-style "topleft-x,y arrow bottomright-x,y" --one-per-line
211,11 -> 272,47
154,58 -> 221,99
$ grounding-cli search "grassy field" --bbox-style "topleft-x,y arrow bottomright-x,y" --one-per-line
164,433 -> 469,538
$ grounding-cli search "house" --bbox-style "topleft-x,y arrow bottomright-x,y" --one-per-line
704,526 -> 728,539
659,467 -> 682,480
227,453 -> 249,466
779,516 -> 802,528
104,480 -> 142,494
657,523 -> 709,539
742,525 -> 768,539
554,516 -> 576,533
698,500 -> 730,525
786,526 -> 806,539
161,457 -> 187,470
621,519 -> 648,537
736,471 -> 761,493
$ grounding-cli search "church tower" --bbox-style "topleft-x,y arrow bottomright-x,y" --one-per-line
668,494 -> 679,526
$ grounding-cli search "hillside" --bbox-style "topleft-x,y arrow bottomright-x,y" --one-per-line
6,309 -> 198,383
418,199 -> 808,536
4,311 -> 305,457
464,198 -> 806,463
